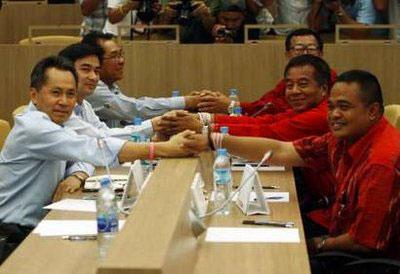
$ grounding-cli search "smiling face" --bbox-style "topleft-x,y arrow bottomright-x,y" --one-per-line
328,82 -> 380,143
285,65 -> 327,112
99,39 -> 125,85
74,55 -> 101,103
30,67 -> 77,124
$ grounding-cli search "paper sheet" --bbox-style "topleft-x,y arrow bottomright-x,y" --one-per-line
44,199 -> 96,212
231,165 -> 285,171
229,192 -> 289,203
33,220 -> 126,236
205,227 -> 300,243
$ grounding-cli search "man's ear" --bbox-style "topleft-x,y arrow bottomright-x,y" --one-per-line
30,87 -> 39,105
320,84 -> 329,98
368,102 -> 381,121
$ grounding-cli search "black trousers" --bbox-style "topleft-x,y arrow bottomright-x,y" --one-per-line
0,223 -> 33,264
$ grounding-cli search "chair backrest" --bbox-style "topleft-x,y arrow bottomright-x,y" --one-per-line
12,105 -> 28,118
18,35 -> 82,45
0,120 -> 11,150
384,104 -> 400,129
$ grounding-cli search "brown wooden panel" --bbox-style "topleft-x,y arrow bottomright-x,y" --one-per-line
0,2 -> 82,44
1,43 -> 399,124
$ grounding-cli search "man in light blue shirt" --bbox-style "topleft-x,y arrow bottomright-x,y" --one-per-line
59,42 -> 158,140
82,32 -> 202,127
0,56 -> 192,261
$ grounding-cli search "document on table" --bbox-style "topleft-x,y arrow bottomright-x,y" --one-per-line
44,199 -> 96,212
33,220 -> 126,236
205,227 -> 300,243
230,192 -> 289,203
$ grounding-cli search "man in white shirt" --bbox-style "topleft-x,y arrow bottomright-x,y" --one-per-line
59,42 -> 158,140
82,31 -> 201,127
0,56 -> 192,262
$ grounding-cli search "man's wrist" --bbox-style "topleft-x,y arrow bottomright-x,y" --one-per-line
70,172 -> 87,187
316,235 -> 329,252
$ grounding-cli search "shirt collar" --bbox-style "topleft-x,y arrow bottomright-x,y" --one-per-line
339,117 -> 388,160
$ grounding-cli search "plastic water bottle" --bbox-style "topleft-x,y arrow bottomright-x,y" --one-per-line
97,177 -> 119,259
130,117 -> 145,143
130,117 -> 151,176
171,90 -> 180,97
228,88 -> 239,115
232,106 -> 242,117
213,148 -> 232,215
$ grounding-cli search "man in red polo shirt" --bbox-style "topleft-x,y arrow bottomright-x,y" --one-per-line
158,55 -> 335,203
195,28 -> 337,116
182,70 -> 400,262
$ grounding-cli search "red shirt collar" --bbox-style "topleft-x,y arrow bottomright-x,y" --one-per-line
336,117 -> 388,160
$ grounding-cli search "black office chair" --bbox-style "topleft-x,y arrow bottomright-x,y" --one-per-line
311,251 -> 400,274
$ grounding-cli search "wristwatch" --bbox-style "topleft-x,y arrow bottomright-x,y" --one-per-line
317,235 -> 329,252
71,173 -> 86,186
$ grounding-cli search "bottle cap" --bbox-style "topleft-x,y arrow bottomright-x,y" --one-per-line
100,177 -> 111,187
172,90 -> 180,97
133,117 -> 142,126
220,126 -> 229,134
229,88 -> 238,95
217,148 -> 227,156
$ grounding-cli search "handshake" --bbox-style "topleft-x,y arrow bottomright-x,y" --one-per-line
149,89 -> 233,139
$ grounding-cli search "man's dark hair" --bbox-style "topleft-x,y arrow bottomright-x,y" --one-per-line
284,54 -> 331,89
336,70 -> 384,113
30,56 -> 78,90
82,31 -> 114,47
285,28 -> 324,52
59,43 -> 104,65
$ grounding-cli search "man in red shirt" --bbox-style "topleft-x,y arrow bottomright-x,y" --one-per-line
195,28 -> 336,116
182,70 -> 400,262
158,54 -> 335,203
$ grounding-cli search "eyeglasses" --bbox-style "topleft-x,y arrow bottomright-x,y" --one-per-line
103,51 -> 125,62
290,44 -> 320,54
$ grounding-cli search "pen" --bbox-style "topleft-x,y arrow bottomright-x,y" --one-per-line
62,235 -> 97,241
242,220 -> 295,228
253,196 -> 284,201
262,185 -> 279,190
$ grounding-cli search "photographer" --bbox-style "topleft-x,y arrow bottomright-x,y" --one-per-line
307,0 -> 381,38
157,1 -> 216,43
104,0 -> 160,37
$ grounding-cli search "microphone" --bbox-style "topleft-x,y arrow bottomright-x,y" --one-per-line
250,102 -> 274,117
199,150 -> 273,219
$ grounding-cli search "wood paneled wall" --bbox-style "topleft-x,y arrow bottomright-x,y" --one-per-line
0,2 -> 82,44
0,43 -> 399,123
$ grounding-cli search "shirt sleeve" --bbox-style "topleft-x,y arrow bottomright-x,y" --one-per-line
19,112 -> 126,168
66,162 -> 96,177
345,0 -> 377,24
214,103 -> 328,141
292,134 -> 331,171
348,163 -> 400,251
107,0 -> 120,9
87,84 -> 185,120
240,80 -> 290,116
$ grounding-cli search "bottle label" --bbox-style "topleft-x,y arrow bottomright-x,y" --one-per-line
214,168 -> 231,185
97,213 -> 119,233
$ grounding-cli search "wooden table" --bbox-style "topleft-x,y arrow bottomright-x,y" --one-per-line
0,154 -> 310,274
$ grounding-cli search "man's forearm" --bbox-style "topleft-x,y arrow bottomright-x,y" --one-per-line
221,135 -> 305,166
320,233 -> 373,253
81,0 -> 102,16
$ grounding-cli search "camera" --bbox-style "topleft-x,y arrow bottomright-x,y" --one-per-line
216,28 -> 236,40
137,0 -> 157,23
